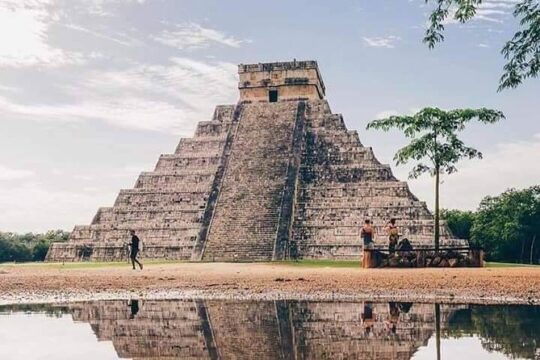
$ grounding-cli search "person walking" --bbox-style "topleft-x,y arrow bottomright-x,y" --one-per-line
128,230 -> 143,270
128,299 -> 139,319
386,218 -> 399,254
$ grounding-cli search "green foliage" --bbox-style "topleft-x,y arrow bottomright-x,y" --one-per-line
424,0 -> 540,90
441,209 -> 475,240
367,107 -> 503,249
447,305 -> 540,359
0,230 -> 70,263
471,186 -> 540,263
366,107 -> 504,178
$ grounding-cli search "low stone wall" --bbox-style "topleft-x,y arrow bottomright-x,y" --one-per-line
363,248 -> 484,268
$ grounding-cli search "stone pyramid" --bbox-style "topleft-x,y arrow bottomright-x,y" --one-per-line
47,60 -> 464,262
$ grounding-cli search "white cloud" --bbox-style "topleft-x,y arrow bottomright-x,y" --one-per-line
394,133 -> 540,211
0,165 -> 35,181
374,108 -> 419,119
0,57 -> 238,135
478,43 -> 490,48
363,35 -> 400,48
83,0 -> 147,17
440,0 -> 519,25
375,110 -> 400,119
0,0 -> 83,67
63,23 -> 142,47
152,22 -> 247,50
0,84 -> 20,93
0,181 -> 115,232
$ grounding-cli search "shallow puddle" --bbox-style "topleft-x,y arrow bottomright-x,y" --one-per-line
0,300 -> 538,359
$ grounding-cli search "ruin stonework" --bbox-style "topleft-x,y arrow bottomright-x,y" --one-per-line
47,60 -> 465,262
55,300 -> 462,359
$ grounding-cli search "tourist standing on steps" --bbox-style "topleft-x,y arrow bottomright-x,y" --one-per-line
128,230 -> 143,270
386,218 -> 399,254
361,219 -> 375,249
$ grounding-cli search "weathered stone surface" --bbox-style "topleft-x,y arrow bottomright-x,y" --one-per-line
60,300 -> 464,360
47,60 -> 466,262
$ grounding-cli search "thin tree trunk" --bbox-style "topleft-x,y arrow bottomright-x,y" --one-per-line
520,238 -> 526,263
530,234 -> 536,265
435,303 -> 441,360
434,165 -> 440,252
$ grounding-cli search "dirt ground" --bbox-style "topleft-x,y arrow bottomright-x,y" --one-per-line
1,262 -> 539,305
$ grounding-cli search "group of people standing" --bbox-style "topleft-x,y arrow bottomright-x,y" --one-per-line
361,218 -> 407,253
128,219 -> 408,267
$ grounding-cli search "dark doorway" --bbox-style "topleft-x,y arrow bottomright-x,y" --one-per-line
79,245 -> 93,261
269,90 -> 278,102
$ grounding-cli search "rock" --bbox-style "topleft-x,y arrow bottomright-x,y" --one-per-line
438,259 -> 449,267
400,259 -> 411,267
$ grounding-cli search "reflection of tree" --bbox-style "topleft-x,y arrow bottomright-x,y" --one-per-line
447,305 -> 540,359
0,304 -> 68,318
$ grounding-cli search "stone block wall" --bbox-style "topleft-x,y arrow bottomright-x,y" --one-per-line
238,60 -> 325,102
292,100 -> 465,259
46,104 -> 236,262
59,299 -> 463,359
69,300 -> 210,359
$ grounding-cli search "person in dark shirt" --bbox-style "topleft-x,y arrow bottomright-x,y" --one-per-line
128,230 -> 143,270
128,299 -> 139,319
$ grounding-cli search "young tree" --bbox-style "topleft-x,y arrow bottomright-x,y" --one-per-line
424,0 -> 540,91
367,107 -> 504,250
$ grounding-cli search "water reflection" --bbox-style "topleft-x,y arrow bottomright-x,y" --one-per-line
0,300 -> 538,359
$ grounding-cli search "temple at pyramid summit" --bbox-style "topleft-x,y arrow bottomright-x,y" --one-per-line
47,60 -> 465,262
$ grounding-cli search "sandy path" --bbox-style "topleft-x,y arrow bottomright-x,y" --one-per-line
0,263 -> 539,305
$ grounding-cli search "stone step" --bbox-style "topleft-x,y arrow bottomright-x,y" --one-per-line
202,102 -> 301,260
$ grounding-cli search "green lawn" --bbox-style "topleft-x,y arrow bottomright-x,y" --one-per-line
272,259 -> 361,268
0,259 -> 362,269
0,259 -> 186,270
485,261 -> 540,268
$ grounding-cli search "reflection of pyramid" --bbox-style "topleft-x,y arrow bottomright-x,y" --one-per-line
61,300 -> 461,359
47,60 -> 465,262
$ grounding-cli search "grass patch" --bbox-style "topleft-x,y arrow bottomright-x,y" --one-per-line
4,260 -> 536,270
272,259 -> 361,268
0,259 -> 186,270
485,261 -> 540,268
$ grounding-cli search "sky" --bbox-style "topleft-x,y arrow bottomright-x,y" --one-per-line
0,0 -> 539,233
0,313 -> 118,359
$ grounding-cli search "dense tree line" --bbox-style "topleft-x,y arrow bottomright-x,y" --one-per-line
0,230 -> 70,262
443,186 -> 540,264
